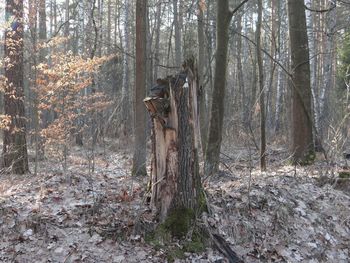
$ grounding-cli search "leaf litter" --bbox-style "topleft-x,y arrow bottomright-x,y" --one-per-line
0,146 -> 349,262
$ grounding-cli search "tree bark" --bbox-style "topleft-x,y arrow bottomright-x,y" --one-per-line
53,0 -> 57,33
98,0 -> 104,56
107,0 -> 112,53
319,0 -> 337,140
257,0 -> 266,171
37,0 -> 47,158
144,59 -> 203,226
38,0 -> 47,61
305,0 -> 320,138
65,0 -> 70,50
287,0 -> 315,164
204,0 -> 231,177
173,0 -> 182,67
132,0 -> 148,176
121,0 -> 131,135
236,11 -> 247,129
153,1 -> 162,81
197,0 -> 207,154
274,0 -> 286,134
3,0 -> 29,174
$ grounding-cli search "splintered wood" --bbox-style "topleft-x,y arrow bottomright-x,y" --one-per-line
144,59 -> 202,222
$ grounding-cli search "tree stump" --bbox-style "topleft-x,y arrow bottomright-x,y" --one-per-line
143,60 -> 243,263
144,59 -> 203,227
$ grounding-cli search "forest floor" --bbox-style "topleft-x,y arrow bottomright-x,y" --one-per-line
0,143 -> 349,263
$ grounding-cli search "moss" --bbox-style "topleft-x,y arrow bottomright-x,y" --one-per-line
183,233 -> 206,253
197,189 -> 208,213
185,226 -> 208,253
145,230 -> 205,262
339,170 -> 350,178
166,247 -> 185,262
294,150 -> 316,166
144,231 -> 159,247
163,207 -> 195,237
144,207 -> 194,245
145,224 -> 171,246
145,206 -> 209,261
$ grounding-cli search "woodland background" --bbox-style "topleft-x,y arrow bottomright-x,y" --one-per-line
0,0 -> 349,172
0,0 -> 350,262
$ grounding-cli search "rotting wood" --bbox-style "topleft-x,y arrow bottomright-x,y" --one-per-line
143,58 -> 201,222
143,59 -> 243,262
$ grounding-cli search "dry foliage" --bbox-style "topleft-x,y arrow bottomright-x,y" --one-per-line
35,51 -> 112,159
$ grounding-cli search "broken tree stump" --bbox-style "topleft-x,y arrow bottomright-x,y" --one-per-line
144,59 -> 203,227
143,59 -> 244,262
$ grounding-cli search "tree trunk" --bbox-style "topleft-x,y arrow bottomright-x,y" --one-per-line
3,0 -> 29,174
257,0 -> 266,171
65,0 -> 70,50
53,0 -> 57,33
107,0 -> 112,53
144,59 -> 203,227
319,0 -> 337,140
121,0 -> 131,135
38,0 -> 47,60
197,0 -> 207,155
204,0 -> 231,177
132,0 -> 148,176
266,0 -> 278,132
205,0 -> 214,103
287,0 -> 315,164
273,0 -> 284,134
153,1 -> 162,81
173,0 -> 182,67
236,11 -> 247,129
306,0 -> 321,145
37,0 -> 47,158
274,52 -> 286,134
98,0 -> 104,56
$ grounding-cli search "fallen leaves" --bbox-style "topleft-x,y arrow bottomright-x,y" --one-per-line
0,145 -> 349,262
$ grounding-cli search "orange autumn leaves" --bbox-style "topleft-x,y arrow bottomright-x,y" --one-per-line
35,52 -> 112,150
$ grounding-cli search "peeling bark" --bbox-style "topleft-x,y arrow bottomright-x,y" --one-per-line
144,59 -> 202,223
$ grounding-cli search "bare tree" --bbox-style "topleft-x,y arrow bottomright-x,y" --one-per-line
204,0 -> 248,176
